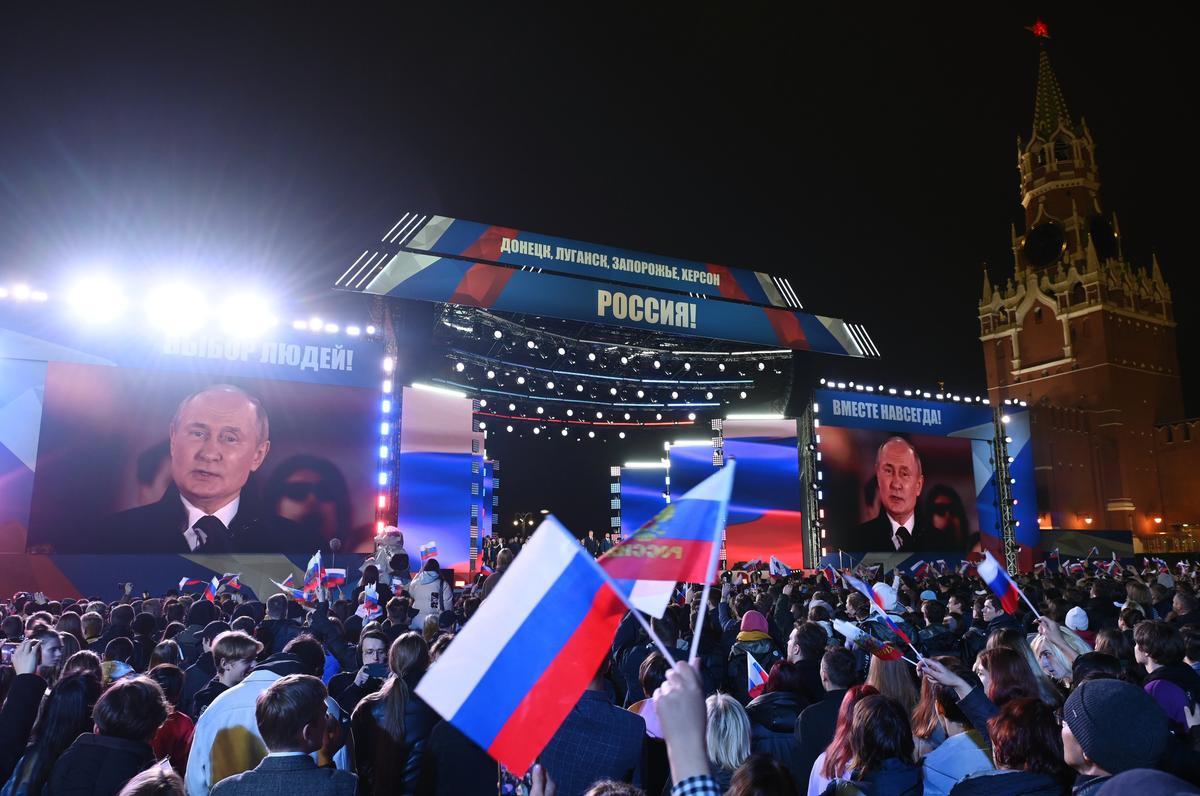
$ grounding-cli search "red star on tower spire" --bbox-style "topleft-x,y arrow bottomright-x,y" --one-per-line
1026,19 -> 1050,38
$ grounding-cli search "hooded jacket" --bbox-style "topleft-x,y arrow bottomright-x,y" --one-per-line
407,571 -> 453,631
746,691 -> 808,785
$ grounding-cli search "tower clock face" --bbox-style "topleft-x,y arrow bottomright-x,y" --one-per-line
1022,221 -> 1065,268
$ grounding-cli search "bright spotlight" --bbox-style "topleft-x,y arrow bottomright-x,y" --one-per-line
455,362 -> 465,372
486,370 -> 496,379
609,387 -> 618,396
688,413 -> 696,420
575,384 -> 584,392
718,363 -> 725,371
653,360 -> 661,369
587,352 -> 597,362
636,390 -> 645,398
545,381 -> 555,390
618,431 -> 626,439
67,276 -> 127,323
516,376 -> 526,385
557,347 -> 566,356
532,427 -> 541,435
588,431 -> 595,438
493,330 -> 503,339
526,340 -> 537,349
219,294 -> 276,337
146,284 -> 207,335
561,428 -> 568,436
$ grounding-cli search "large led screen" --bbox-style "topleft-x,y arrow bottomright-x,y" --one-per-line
818,425 -> 980,554
26,361 -> 381,553
813,388 -> 1035,557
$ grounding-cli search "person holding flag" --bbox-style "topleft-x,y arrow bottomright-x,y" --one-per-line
746,652 -> 769,700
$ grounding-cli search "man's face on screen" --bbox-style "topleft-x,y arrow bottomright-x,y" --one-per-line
875,439 -> 923,524
170,389 -> 270,512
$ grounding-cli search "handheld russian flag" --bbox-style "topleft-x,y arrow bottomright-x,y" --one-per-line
977,550 -> 1024,615
910,560 -> 930,580
270,578 -> 309,603
416,516 -> 628,777
1088,546 -> 1100,558
356,584 -> 382,619
747,652 -> 768,700
819,564 -> 838,586
280,573 -> 295,589
219,573 -> 243,591
322,568 -> 347,588
833,619 -> 903,662
302,551 -> 323,593
935,559 -> 947,574
421,541 -> 438,562
480,563 -> 495,576
202,576 -> 219,602
599,461 -> 735,617
842,571 -> 887,612
769,556 -> 792,577
178,577 -> 204,591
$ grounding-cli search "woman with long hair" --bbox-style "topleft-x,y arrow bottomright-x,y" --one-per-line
838,694 -> 921,795
912,656 -> 968,757
867,656 -> 919,718
948,698 -> 1071,795
351,632 -> 434,795
1,675 -> 102,796
974,648 -> 1040,708
705,693 -> 752,793
986,628 -> 1062,705
808,684 -> 878,796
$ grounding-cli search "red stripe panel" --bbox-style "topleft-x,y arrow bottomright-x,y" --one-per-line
460,225 -> 520,261
706,264 -> 751,302
449,263 -> 517,307
599,538 -> 715,582
762,307 -> 810,349
724,509 -> 806,570
487,585 -> 626,776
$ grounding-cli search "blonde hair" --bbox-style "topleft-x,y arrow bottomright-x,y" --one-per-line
866,656 -> 918,717
705,693 -> 751,773
422,614 -> 439,644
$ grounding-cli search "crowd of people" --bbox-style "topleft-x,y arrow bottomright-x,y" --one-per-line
3,552 -> 1200,796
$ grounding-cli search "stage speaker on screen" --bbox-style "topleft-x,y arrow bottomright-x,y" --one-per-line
94,384 -> 325,554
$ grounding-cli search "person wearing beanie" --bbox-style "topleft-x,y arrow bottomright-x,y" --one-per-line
1066,607 -> 1096,647
725,610 -> 781,704
1061,678 -> 1169,795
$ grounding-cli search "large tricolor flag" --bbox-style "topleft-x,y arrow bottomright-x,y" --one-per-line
747,652 -> 768,700
978,550 -> 1022,614
416,515 -> 627,776
599,461 -> 735,617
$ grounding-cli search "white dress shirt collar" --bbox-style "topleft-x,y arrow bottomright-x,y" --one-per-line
887,512 -> 915,551
179,494 -> 240,551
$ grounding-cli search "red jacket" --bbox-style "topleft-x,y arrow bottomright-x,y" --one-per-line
152,709 -> 195,774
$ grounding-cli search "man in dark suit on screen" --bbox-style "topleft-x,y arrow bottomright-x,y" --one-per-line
844,436 -> 933,552
96,384 -> 321,553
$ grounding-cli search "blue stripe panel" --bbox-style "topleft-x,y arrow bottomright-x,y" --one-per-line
449,550 -> 604,748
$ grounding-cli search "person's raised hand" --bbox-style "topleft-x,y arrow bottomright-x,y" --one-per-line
529,763 -> 557,796
917,656 -> 971,699
354,666 -> 370,687
653,660 -> 710,783
12,639 -> 39,676
1035,616 -> 1064,644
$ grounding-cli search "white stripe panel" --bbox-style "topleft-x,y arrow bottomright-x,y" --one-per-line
335,250 -> 371,286
405,215 -> 453,251
415,516 -> 582,719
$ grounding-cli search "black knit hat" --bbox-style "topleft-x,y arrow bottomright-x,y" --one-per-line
1064,679 -> 1168,774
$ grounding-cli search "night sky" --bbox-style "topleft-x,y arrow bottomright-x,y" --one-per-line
2,5 -> 1193,535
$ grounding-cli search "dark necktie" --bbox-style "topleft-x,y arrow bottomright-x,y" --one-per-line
896,526 -> 911,549
194,515 -> 232,553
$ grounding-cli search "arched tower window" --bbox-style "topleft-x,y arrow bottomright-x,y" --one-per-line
1053,138 -> 1072,163
1070,282 -> 1086,305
